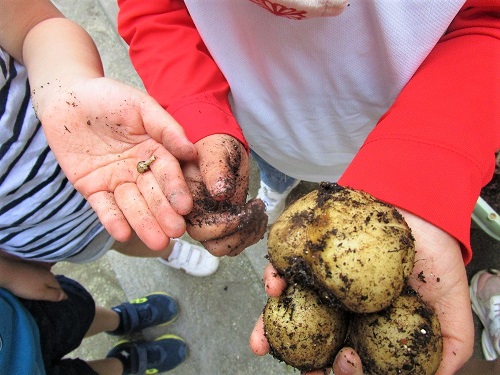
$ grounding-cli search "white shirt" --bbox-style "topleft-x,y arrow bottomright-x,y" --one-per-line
184,0 -> 465,181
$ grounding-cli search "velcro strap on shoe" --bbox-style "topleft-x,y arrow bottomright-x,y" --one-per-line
113,302 -> 140,335
133,343 -> 149,375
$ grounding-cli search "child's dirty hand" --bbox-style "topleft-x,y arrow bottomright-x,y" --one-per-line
183,134 -> 268,256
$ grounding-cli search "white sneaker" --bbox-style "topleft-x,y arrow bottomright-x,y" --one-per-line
159,239 -> 220,277
256,180 -> 300,225
470,269 -> 500,360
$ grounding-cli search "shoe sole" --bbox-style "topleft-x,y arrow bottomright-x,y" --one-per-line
470,269 -> 500,360
481,329 -> 499,361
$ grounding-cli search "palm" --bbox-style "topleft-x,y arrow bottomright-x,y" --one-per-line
38,77 -> 196,249
403,210 -> 474,375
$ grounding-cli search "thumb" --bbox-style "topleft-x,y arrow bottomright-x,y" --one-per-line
138,92 -> 197,161
197,135 -> 247,201
333,347 -> 363,375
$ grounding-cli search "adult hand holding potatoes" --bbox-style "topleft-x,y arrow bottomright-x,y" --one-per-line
182,134 -> 268,256
250,207 -> 474,375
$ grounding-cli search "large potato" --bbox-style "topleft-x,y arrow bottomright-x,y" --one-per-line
349,290 -> 443,375
268,182 -> 415,313
263,283 -> 349,372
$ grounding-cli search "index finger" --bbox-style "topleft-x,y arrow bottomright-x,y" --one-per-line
138,94 -> 197,161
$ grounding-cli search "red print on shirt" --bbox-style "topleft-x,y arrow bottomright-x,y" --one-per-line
249,0 -> 307,20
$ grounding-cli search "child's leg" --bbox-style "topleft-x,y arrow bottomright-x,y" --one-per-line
86,358 -> 123,375
18,275 -> 97,374
85,306 -> 120,338
250,150 -> 298,193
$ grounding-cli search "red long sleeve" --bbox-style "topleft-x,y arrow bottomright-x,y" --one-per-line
117,0 -> 247,149
339,2 -> 500,263
118,0 -> 498,263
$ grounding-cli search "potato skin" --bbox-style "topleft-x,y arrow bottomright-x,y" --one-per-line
263,283 -> 349,372
349,291 -> 443,375
268,182 -> 415,313
267,189 -> 316,277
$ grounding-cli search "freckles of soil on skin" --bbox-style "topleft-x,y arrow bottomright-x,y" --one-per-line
221,137 -> 243,177
206,139 -> 248,199
185,179 -> 257,227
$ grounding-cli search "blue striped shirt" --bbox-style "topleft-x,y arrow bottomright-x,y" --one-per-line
0,49 -> 110,262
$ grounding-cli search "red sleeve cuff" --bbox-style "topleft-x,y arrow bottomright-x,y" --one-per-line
340,4 -> 499,264
338,137 -> 494,264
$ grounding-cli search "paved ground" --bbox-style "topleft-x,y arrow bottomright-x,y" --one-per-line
51,1 -> 499,374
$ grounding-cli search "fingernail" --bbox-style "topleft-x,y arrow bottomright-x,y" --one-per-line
339,353 -> 357,374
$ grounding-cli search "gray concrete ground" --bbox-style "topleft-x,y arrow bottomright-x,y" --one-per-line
51,1 -> 499,374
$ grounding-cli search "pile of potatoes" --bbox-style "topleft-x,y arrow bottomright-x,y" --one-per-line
263,182 -> 443,374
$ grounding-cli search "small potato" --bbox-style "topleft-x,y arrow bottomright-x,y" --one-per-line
268,182 -> 415,313
267,190 -> 316,277
349,290 -> 443,375
263,283 -> 349,372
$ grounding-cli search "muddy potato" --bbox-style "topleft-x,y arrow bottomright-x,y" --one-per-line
266,190 -> 316,275
263,283 -> 349,372
349,290 -> 443,375
268,182 -> 415,313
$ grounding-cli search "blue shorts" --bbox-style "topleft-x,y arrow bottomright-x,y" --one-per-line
18,275 -> 98,375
